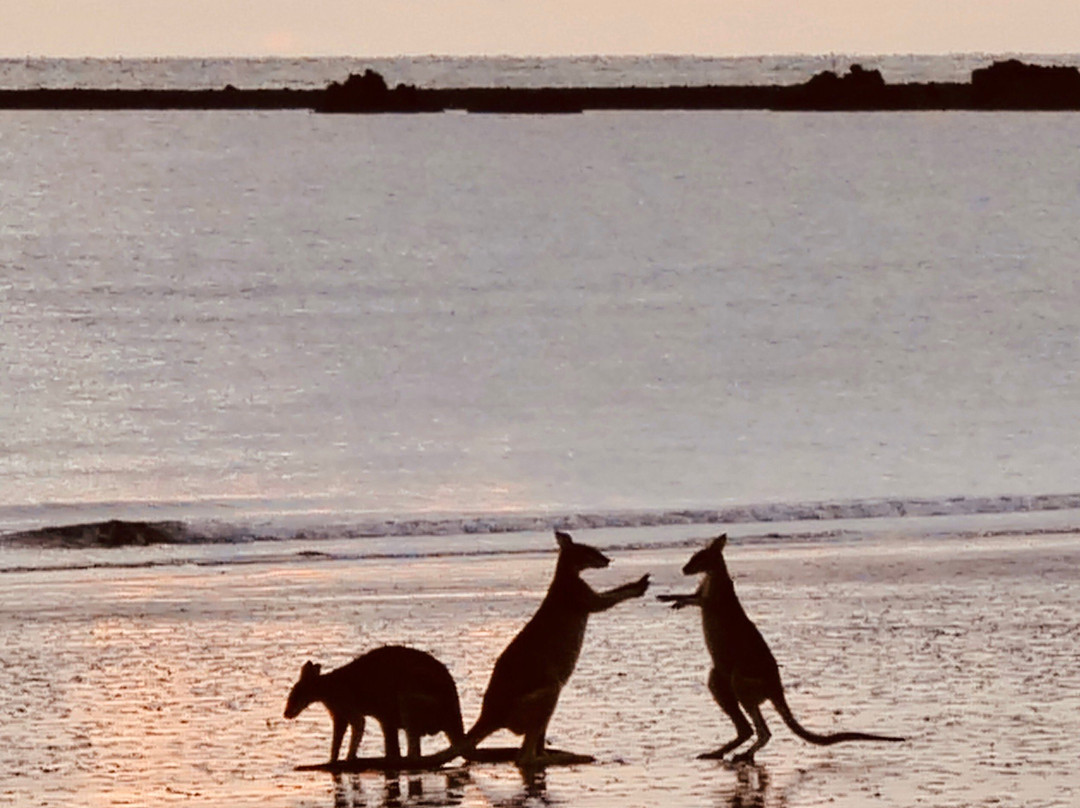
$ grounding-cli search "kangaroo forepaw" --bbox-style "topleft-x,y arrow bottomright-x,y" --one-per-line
627,574 -> 650,597
657,594 -> 697,609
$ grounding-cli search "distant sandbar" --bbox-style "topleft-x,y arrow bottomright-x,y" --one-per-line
1,59 -> 1079,113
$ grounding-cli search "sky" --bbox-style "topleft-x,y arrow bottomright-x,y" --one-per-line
4,1 -> 1080,57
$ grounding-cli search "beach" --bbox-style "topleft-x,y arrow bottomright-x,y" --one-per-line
3,524 -> 1079,807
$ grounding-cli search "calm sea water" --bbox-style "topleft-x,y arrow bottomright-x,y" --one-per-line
2,60 -> 1080,537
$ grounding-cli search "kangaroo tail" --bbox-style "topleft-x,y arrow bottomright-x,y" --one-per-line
771,692 -> 905,746
423,729 -> 474,768
423,715 -> 495,767
422,744 -> 460,768
459,715 -> 499,757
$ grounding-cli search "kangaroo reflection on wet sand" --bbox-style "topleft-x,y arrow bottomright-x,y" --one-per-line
331,770 -> 471,808
326,767 -> 550,808
714,762 -> 818,808
719,764 -> 772,808
477,767 -> 553,808
462,764 -> 548,808
324,762 -> 800,808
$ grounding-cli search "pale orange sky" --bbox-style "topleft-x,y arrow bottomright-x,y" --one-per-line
4,1 -> 1079,57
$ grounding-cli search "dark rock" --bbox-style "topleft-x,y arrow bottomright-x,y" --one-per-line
788,64 -> 890,109
318,69 -> 442,113
971,59 -> 1080,108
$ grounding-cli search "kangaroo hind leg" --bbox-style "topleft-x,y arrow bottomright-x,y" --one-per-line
514,687 -> 560,767
699,668 -> 754,760
731,698 -> 771,764
405,730 -> 422,761
520,708 -> 594,767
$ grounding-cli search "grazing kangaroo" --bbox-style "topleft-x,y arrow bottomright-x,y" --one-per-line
660,534 -> 904,763
284,645 -> 464,764
455,531 -> 649,767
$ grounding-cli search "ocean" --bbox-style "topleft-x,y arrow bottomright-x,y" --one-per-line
3,58 -> 1080,540
2,56 -> 1080,807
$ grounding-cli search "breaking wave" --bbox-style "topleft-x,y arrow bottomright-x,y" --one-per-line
4,491 -> 1080,550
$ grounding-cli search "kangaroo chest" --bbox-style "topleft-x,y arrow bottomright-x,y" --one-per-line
702,606 -> 735,664
700,578 -> 758,668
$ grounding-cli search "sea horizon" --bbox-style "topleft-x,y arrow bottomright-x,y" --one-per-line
4,51 -> 1080,92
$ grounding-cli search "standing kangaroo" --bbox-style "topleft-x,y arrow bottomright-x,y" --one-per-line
284,645 -> 464,764
457,531 -> 649,766
660,534 -> 904,763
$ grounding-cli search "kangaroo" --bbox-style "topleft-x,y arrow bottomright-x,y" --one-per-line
284,645 -> 465,764
453,531 -> 649,767
660,534 -> 904,763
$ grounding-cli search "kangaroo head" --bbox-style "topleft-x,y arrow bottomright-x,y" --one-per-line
555,530 -> 611,571
284,660 -> 322,719
682,534 -> 730,576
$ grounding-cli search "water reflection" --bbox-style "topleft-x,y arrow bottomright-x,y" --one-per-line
440,765 -> 553,808
487,767 -> 551,807
715,764 -> 777,808
330,770 -> 471,808
322,761 -> 792,808
322,764 -> 559,808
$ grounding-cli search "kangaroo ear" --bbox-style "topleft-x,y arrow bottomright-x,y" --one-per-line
301,660 -> 321,679
555,530 -> 573,550
713,533 -> 728,550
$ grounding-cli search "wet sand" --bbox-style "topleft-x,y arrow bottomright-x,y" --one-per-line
2,529 -> 1079,807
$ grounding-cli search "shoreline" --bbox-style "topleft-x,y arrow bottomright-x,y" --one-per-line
2,59 -> 1079,112
3,508 -> 1080,581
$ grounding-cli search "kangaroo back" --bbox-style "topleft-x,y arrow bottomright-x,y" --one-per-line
350,646 -> 464,739
377,646 -> 464,742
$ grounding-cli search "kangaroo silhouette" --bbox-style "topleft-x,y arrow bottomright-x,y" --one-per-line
284,645 -> 464,764
660,534 -> 904,763
454,530 -> 649,767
